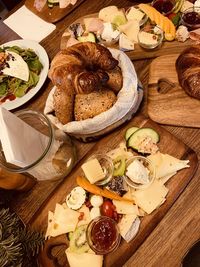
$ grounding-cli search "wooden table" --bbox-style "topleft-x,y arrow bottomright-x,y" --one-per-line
1,1 -> 200,266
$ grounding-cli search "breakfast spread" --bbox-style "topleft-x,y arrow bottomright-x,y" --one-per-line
45,126 -> 190,267
0,46 -> 43,104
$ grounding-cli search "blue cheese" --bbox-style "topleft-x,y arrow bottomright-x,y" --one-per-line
2,51 -> 29,81
126,159 -> 150,185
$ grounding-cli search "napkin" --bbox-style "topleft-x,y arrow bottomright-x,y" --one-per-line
0,107 -> 49,167
3,6 -> 56,42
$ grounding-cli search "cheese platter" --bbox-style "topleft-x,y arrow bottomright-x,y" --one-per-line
29,115 -> 198,267
25,0 -> 86,23
60,3 -> 197,60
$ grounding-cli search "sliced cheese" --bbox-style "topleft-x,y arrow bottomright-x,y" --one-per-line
45,211 -> 55,239
132,180 -> 169,214
66,250 -> 103,267
48,203 -> 80,237
77,205 -> 91,227
147,152 -> 190,180
81,158 -> 105,184
119,33 -> 135,51
106,142 -> 133,160
118,20 -> 140,43
113,199 -> 139,215
138,31 -> 158,46
2,51 -> 29,81
159,172 -> 177,185
126,7 -> 144,22
98,6 -> 119,22
118,214 -> 140,242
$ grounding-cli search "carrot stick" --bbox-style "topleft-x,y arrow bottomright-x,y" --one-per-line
76,176 -> 134,203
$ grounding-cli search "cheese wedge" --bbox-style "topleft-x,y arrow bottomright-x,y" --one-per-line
113,200 -> 139,215
118,215 -> 140,242
45,211 -> 55,239
2,51 -> 29,81
118,20 -> 140,43
81,158 -> 105,184
132,179 -> 168,214
65,250 -> 103,267
147,152 -> 190,180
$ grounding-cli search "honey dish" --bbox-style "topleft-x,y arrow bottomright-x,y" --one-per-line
81,154 -> 114,186
138,25 -> 164,49
124,156 -> 155,189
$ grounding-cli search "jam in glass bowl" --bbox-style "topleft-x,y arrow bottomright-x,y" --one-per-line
152,0 -> 176,15
86,216 -> 121,255
181,7 -> 200,30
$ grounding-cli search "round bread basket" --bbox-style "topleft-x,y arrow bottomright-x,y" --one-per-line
44,48 -> 143,142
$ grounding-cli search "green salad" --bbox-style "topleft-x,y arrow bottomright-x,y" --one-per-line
0,46 -> 43,102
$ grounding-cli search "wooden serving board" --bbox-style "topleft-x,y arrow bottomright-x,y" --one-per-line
25,0 -> 86,23
148,54 -> 200,128
29,115 -> 198,267
60,12 -> 194,60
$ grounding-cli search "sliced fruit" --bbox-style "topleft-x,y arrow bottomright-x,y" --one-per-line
127,128 -> 160,152
113,155 -> 126,176
77,32 -> 96,43
69,225 -> 90,253
125,127 -> 139,141
66,186 -> 86,210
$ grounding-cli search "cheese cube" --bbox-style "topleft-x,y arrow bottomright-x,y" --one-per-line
119,33 -> 135,51
81,158 -> 105,184
126,7 -> 144,22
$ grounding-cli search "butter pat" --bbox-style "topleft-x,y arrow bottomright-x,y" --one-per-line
81,158 -> 105,184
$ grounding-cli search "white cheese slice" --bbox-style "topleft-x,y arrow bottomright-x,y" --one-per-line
126,7 -> 144,22
118,20 -> 140,42
138,31 -> 158,46
132,180 -> 169,214
101,22 -> 120,42
118,214 -> 140,242
81,158 -> 105,184
159,172 -> 177,185
113,199 -> 139,215
119,33 -> 135,51
98,6 -> 119,22
2,51 -> 29,81
147,152 -> 190,179
65,250 -> 103,267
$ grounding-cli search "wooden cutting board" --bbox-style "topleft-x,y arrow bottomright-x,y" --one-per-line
25,0 -> 86,23
60,12 -> 194,60
29,115 -> 198,267
147,54 -> 200,128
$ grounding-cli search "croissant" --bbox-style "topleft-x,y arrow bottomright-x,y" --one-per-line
176,45 -> 200,100
48,42 -> 118,95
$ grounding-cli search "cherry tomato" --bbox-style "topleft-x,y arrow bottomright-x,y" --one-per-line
100,200 -> 115,218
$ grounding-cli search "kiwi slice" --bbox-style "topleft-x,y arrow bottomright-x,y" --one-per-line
113,155 -> 126,177
69,225 -> 90,254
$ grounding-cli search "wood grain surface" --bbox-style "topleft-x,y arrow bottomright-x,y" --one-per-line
1,1 -> 200,267
147,54 -> 200,128
31,115 -> 198,267
60,12 -> 195,60
25,0 -> 86,23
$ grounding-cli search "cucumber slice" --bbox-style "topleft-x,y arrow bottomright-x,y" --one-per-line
125,127 -> 139,141
127,128 -> 160,151
78,32 -> 96,43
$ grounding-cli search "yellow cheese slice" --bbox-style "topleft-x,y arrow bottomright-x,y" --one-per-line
98,6 -> 119,22
2,51 -> 29,81
77,205 -> 91,227
159,172 -> 177,185
126,7 -> 144,22
65,250 -> 103,267
81,158 -> 105,184
113,199 -> 139,215
132,179 -> 169,214
45,211 -> 55,239
118,20 -> 140,42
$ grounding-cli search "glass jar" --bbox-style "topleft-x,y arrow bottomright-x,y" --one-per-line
0,109 -> 76,182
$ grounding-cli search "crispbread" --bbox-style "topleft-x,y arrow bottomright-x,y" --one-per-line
74,89 -> 116,121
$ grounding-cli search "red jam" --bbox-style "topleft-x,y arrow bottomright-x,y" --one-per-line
182,11 -> 200,29
152,0 -> 175,15
87,216 -> 120,254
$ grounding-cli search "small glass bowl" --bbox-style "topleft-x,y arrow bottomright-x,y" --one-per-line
125,6 -> 148,26
138,25 -> 163,50
151,0 -> 176,15
181,7 -> 200,30
83,154 -> 114,186
124,156 -> 155,189
86,216 -> 121,255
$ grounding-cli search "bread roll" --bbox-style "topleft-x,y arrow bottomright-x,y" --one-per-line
106,66 -> 123,93
176,45 -> 200,99
74,89 -> 117,121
